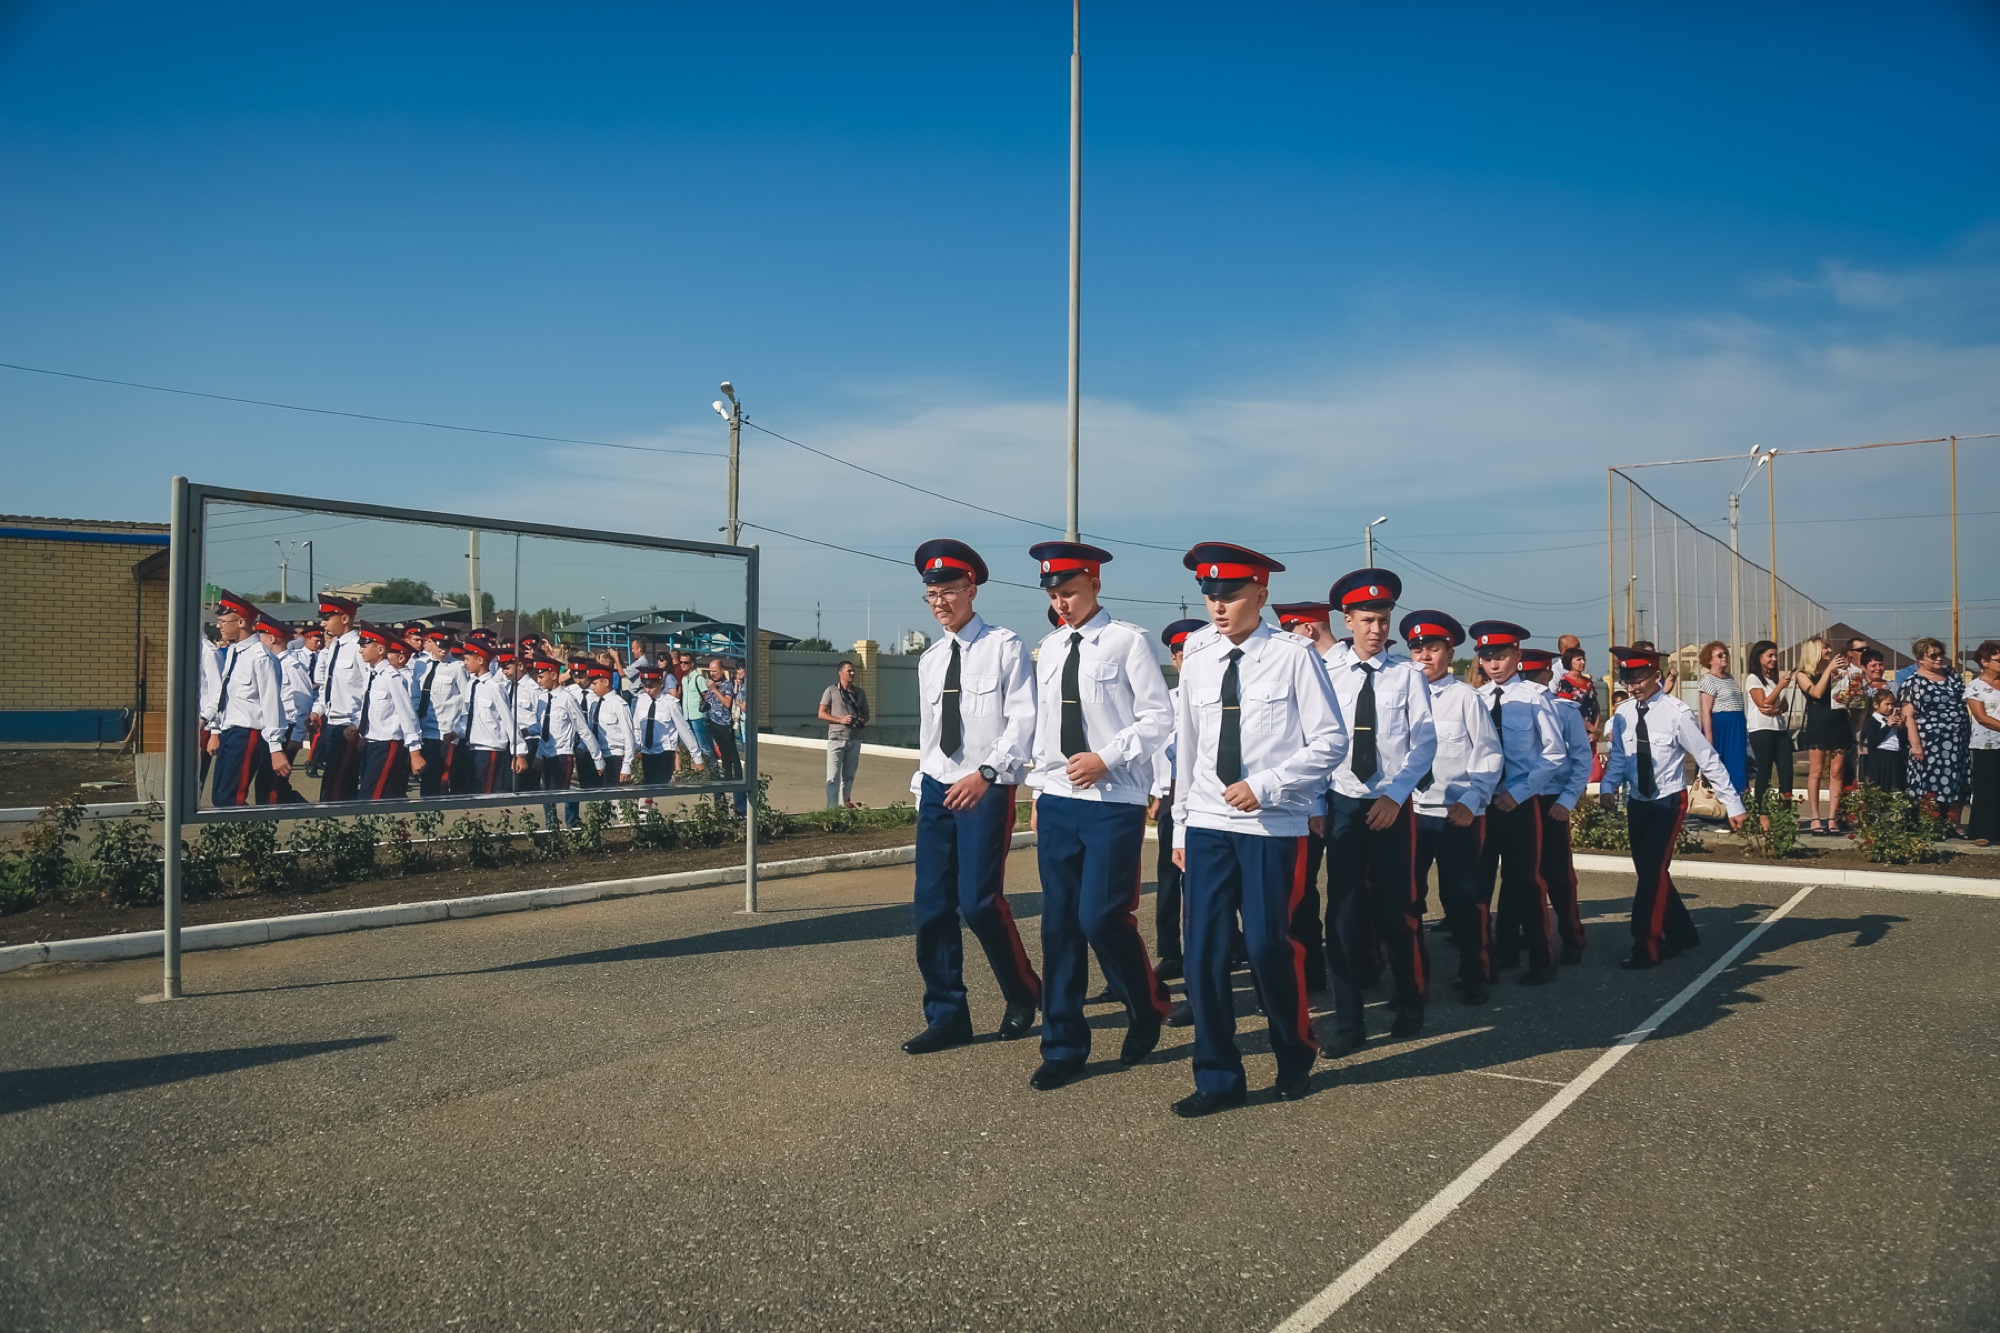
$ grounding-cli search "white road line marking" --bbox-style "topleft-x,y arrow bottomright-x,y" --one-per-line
1468,1070 -> 1568,1088
1270,884 -> 1818,1333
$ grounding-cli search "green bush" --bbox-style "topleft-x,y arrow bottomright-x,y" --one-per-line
1840,783 -> 1943,864
1570,797 -> 1629,852
0,857 -> 36,915
1736,790 -> 1801,860
89,815 -> 163,907
290,817 -> 379,886
449,815 -> 504,869
19,796 -> 85,898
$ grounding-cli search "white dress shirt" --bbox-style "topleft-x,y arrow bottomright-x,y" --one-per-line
512,676 -> 546,743
631,689 -> 700,757
205,637 -> 285,752
1414,675 -> 1503,818
197,640 -> 224,728
536,687 -> 605,765
462,669 -> 522,753
412,655 -> 467,741
1539,684 -> 1594,813
311,630 -> 369,726
361,661 -> 424,746
1327,650 -> 1437,804
271,646 -> 316,744
1026,608 -> 1174,806
912,613 -> 1037,792
1170,622 -> 1349,843
1601,690 -> 1746,817
587,689 -> 638,777
1152,684 -> 1180,800
1477,675 -> 1567,805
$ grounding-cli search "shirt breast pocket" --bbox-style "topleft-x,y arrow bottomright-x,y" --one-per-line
962,674 -> 1000,718
1082,661 -> 1120,702
1241,684 -> 1288,734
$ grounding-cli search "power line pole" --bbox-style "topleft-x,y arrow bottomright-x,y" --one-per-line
716,383 -> 743,545
1065,0 -> 1082,542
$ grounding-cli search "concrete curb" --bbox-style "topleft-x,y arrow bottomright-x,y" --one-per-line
0,800 -> 148,825
0,832 -> 1036,976
757,732 -> 920,760
1570,852 -> 2000,898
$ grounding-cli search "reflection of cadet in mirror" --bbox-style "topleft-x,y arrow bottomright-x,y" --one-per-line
258,612 -> 313,804
204,590 -> 289,806
631,667 -> 702,787
310,594 -> 369,801
356,624 -> 425,801
584,663 -> 637,783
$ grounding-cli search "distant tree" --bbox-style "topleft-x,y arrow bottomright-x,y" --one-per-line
372,577 -> 437,605
786,637 -> 834,652
442,591 -> 497,621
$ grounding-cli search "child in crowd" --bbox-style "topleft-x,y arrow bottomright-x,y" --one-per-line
1862,690 -> 1908,791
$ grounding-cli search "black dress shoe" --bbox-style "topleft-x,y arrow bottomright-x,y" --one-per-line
1323,1028 -> 1368,1059
996,1002 -> 1038,1040
1171,1088 -> 1247,1119
1559,942 -> 1585,965
902,1021 -> 974,1055
1664,936 -> 1697,959
1273,1069 -> 1312,1101
1518,963 -> 1559,985
1029,1058 -> 1085,1091
1459,977 -> 1490,1005
1120,1018 -> 1163,1065
1166,999 -> 1195,1029
1619,952 -> 1659,970
1389,1008 -> 1425,1038
1156,957 -> 1183,982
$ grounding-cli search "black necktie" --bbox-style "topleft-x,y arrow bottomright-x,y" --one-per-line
358,667 -> 374,735
322,642 -> 340,709
1490,686 -> 1507,784
213,647 -> 238,717
1352,662 -> 1379,783
1216,648 -> 1244,784
940,639 -> 963,759
589,697 -> 601,733
417,660 -> 436,719
1060,631 -> 1088,758
642,698 -> 656,750
1635,700 -> 1658,798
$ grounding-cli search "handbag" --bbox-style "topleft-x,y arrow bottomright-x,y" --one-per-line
1687,778 -> 1728,821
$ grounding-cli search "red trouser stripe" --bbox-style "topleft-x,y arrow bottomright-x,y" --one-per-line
234,736 -> 258,805
1126,849 -> 1173,1019
370,741 -> 401,799
1402,802 -> 1426,994
1647,791 -> 1689,951
1286,836 -> 1318,1053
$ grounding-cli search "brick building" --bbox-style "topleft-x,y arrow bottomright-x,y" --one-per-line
0,515 -> 170,744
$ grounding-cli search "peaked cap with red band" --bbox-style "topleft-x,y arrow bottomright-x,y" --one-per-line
1027,540 -> 1112,590
1272,601 -> 1332,628
569,656 -> 595,673
255,613 -> 292,640
460,639 -> 494,660
532,655 -> 564,673
214,589 -> 259,623
1161,618 -> 1204,649
1398,609 -> 1465,648
1330,567 -> 1402,610
423,626 -> 456,643
1183,542 -> 1284,595
299,625 -> 325,640
317,593 -> 359,617
583,662 -> 614,679
913,538 -> 989,586
639,666 -> 666,682
355,622 -> 397,646
1468,619 -> 1531,651
1519,648 -> 1556,671
1610,645 -> 1664,672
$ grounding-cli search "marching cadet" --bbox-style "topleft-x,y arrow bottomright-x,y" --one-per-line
901,539 -> 1043,1056
1151,618 -> 1206,981
1401,611 -> 1503,1003
458,639 -> 525,794
1318,570 -> 1438,1050
1521,647 -> 1592,963
204,591 -> 288,807
502,644 -> 544,793
1599,646 -> 1746,968
533,653 -> 607,829
294,625 -> 325,777
1170,543 -> 1347,1116
196,620 -> 225,787
311,594 -> 370,802
1272,600 -> 1339,991
584,662 -> 637,785
1468,620 -> 1568,985
1021,542 -> 1175,1091
631,665 -> 703,786
356,624 -> 426,801
258,613 -> 314,803
413,628 -> 465,796
565,655 -> 604,811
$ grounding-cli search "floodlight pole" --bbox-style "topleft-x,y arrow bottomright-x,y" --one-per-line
1365,515 -> 1388,567
1728,449 -> 1768,662
1949,435 -> 1960,666
720,383 -> 743,546
1065,0 -> 1082,542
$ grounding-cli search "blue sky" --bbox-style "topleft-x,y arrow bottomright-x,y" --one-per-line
3,2 -> 1997,653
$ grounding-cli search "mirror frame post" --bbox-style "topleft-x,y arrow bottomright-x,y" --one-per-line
742,543 -> 760,913
159,476 -> 193,1000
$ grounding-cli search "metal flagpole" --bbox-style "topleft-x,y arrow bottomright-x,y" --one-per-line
1949,435 -> 1960,666
1767,451 -> 1781,645
1605,469 -> 1616,658
1065,0 -> 1083,542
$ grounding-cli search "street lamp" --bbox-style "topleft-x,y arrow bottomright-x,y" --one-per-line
1364,515 -> 1388,566
1729,446 -> 1770,665
712,382 -> 743,546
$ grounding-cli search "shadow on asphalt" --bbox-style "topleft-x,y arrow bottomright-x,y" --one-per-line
0,1035 -> 393,1115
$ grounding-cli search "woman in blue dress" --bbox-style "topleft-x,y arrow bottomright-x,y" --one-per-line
1698,640 -> 1750,798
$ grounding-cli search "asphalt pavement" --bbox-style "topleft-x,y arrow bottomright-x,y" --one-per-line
1,858 -> 1994,1331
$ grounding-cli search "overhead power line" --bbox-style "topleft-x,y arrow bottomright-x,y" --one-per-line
0,359 -> 725,458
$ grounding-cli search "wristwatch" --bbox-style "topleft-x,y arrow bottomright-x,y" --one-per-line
977,764 -> 998,783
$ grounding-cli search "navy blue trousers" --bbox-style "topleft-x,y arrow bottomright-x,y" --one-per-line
317,724 -> 362,803
1183,826 -> 1318,1098
418,738 -> 451,797
1154,804 -> 1183,964
210,726 -> 270,807
360,739 -> 411,801
1418,811 -> 1488,984
1627,791 -> 1699,963
1324,792 -> 1428,1032
1036,795 -> 1172,1063
914,775 -> 1041,1030
1481,795 -> 1557,970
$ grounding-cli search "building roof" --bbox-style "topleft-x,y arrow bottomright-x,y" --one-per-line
0,513 -> 168,534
